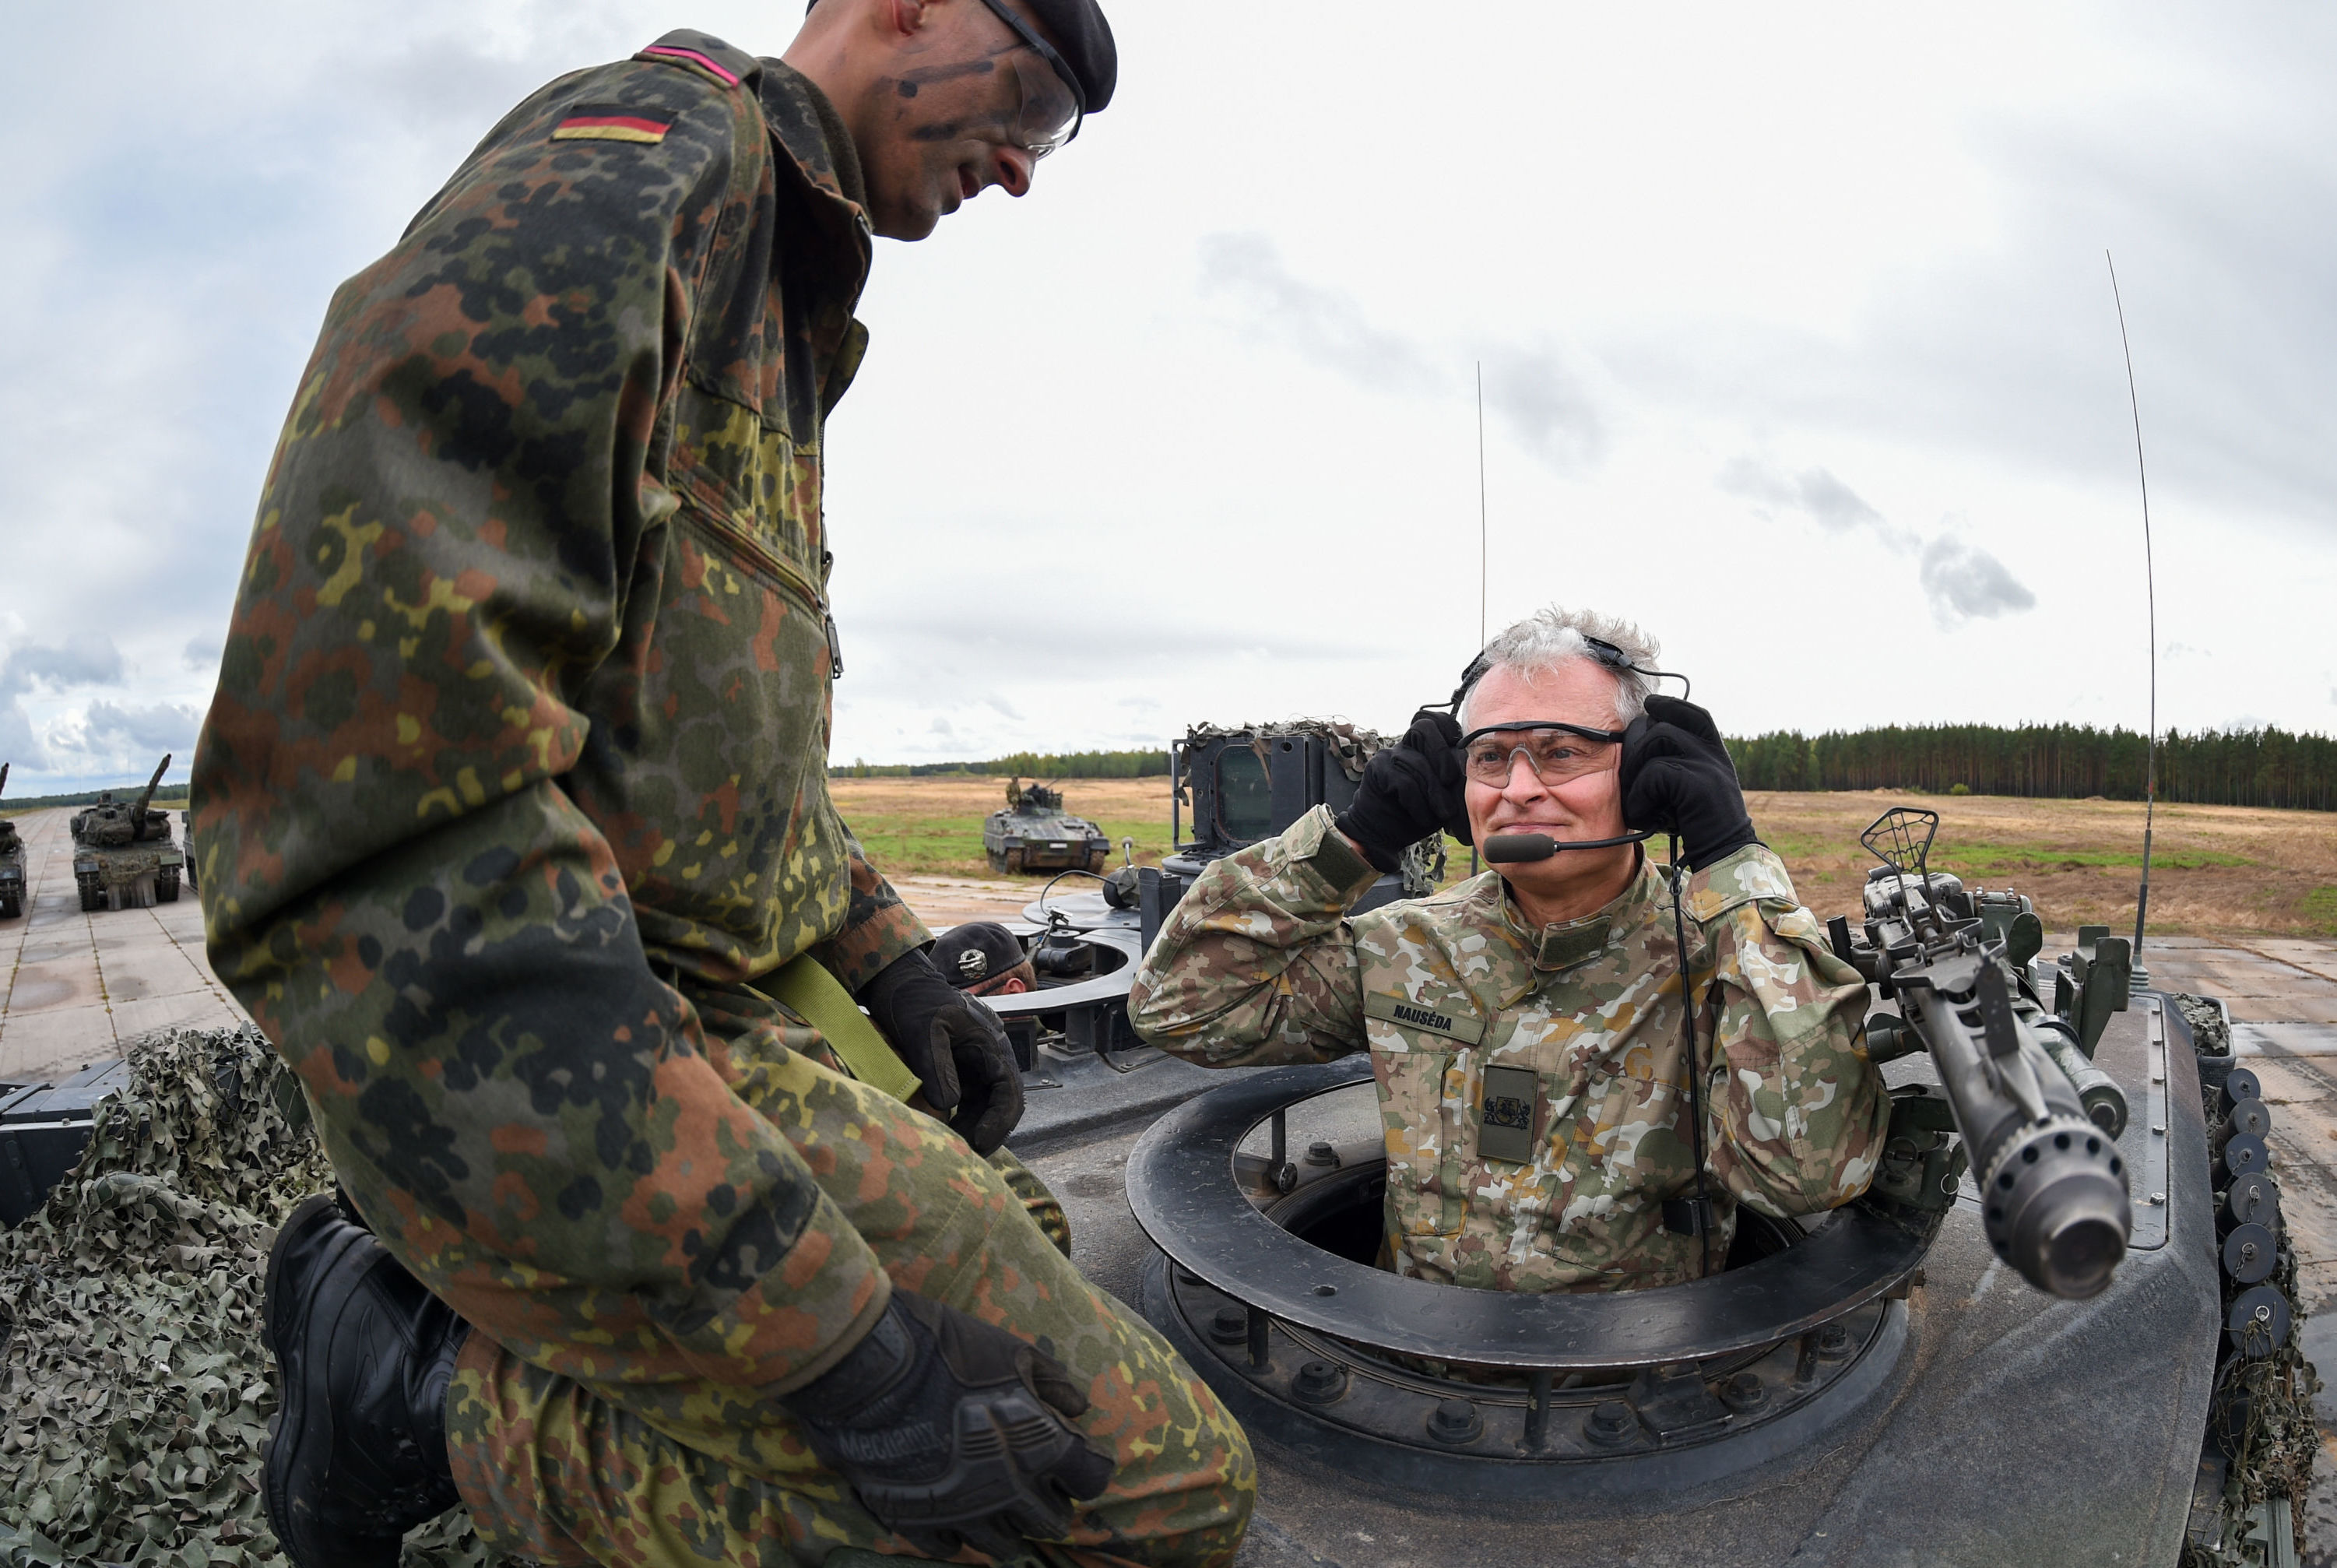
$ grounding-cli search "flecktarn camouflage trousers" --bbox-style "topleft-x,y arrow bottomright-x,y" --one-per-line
437,1043 -> 1253,1567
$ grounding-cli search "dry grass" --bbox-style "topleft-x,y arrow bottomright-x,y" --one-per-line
1748,789 -> 2337,939
830,776 -> 2337,939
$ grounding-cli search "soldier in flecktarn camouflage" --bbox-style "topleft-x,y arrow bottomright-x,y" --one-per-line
193,2 -> 1253,1565
1130,607 -> 1889,1295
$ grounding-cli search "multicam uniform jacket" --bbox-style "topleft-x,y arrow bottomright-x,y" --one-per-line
1128,807 -> 1889,1292
193,33 -> 930,1393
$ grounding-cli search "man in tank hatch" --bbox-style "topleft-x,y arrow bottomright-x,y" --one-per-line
195,1 -> 1255,1563
1129,606 -> 1890,1294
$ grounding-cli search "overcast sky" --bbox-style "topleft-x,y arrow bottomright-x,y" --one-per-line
3,2 -> 2333,789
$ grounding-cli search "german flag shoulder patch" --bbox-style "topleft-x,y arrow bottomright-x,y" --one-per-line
551,104 -> 677,145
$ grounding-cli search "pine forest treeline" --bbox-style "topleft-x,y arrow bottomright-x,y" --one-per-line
836,748 -> 1170,779
1726,724 -> 2337,812
829,725 -> 2336,810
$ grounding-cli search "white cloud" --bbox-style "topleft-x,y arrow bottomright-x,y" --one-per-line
1917,536 -> 2039,628
1717,458 -> 2036,629
0,635 -> 125,770
2,0 -> 2333,773
58,701 -> 205,761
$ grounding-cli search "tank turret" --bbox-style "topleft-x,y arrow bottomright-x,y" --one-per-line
68,754 -> 184,912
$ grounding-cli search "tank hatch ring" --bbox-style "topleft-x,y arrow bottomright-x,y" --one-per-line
1126,1060 -> 1941,1500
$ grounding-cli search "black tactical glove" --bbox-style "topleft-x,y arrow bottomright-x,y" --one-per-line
1334,710 -> 1472,873
860,950 -> 1024,1155
783,1290 -> 1115,1557
1619,695 -> 1759,871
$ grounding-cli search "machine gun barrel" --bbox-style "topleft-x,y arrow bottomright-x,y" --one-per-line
0,761 -> 9,803
1842,810 -> 2131,1299
1841,817 -> 2140,1308
1887,943 -> 2130,1299
129,754 -> 171,842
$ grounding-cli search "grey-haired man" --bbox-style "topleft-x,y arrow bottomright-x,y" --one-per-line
1131,606 -> 1889,1295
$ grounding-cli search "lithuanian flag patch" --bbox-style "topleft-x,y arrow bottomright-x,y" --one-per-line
551,105 -> 676,145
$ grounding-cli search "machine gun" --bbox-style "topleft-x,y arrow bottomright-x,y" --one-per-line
1829,807 -> 2131,1299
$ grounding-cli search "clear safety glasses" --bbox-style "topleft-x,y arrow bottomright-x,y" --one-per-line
1460,722 -> 1625,788
975,0 -> 1084,156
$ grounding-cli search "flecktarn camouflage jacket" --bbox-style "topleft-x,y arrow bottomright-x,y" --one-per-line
193,33 -> 927,1390
1128,806 -> 1889,1292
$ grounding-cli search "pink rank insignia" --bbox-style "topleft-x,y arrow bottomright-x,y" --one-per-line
551,105 -> 676,145
637,43 -> 743,86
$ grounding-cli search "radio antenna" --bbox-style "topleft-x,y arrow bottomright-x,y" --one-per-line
1471,362 -> 1488,879
1476,361 -> 1488,649
2106,251 -> 2157,980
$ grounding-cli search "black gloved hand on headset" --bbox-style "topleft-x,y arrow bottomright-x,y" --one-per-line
1335,710 -> 1474,873
1618,696 -> 1758,871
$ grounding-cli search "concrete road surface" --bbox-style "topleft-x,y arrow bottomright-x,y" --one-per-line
0,808 -> 246,1084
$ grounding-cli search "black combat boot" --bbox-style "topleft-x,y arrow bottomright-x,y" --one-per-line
262,1191 -> 470,1566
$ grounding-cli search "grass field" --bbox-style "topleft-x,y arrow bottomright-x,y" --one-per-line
831,776 -> 2337,939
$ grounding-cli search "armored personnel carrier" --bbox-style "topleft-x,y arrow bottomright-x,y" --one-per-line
68,754 -> 184,912
984,778 -> 1112,874
0,764 -> 24,920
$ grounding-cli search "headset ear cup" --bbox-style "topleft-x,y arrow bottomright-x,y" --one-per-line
1643,694 -> 1723,747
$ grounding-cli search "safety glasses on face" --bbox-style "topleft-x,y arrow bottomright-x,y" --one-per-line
974,0 -> 1083,156
1460,723 -> 1626,788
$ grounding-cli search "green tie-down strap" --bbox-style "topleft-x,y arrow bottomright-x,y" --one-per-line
766,953 -> 922,1104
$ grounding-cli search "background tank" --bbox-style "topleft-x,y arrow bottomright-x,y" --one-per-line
68,754 -> 184,912
0,763 -> 23,920
984,778 -> 1112,874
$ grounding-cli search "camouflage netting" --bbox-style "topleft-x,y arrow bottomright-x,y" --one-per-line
2174,992 -> 2233,1057
1178,719 -> 1384,786
0,1025 -> 502,1566
1177,721 -> 1447,896
2208,1247 -> 2320,1561
2170,993 -> 2320,1568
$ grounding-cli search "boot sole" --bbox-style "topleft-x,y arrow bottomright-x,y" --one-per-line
261,1192 -> 392,1566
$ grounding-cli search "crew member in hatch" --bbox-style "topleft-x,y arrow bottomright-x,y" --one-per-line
1127,606 -> 1888,1293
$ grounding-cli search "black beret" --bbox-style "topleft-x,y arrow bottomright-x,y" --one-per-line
932,922 -> 1030,988
1020,0 -> 1116,114
801,0 -> 1116,115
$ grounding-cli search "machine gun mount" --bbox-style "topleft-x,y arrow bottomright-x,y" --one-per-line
1831,809 -> 2132,1299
